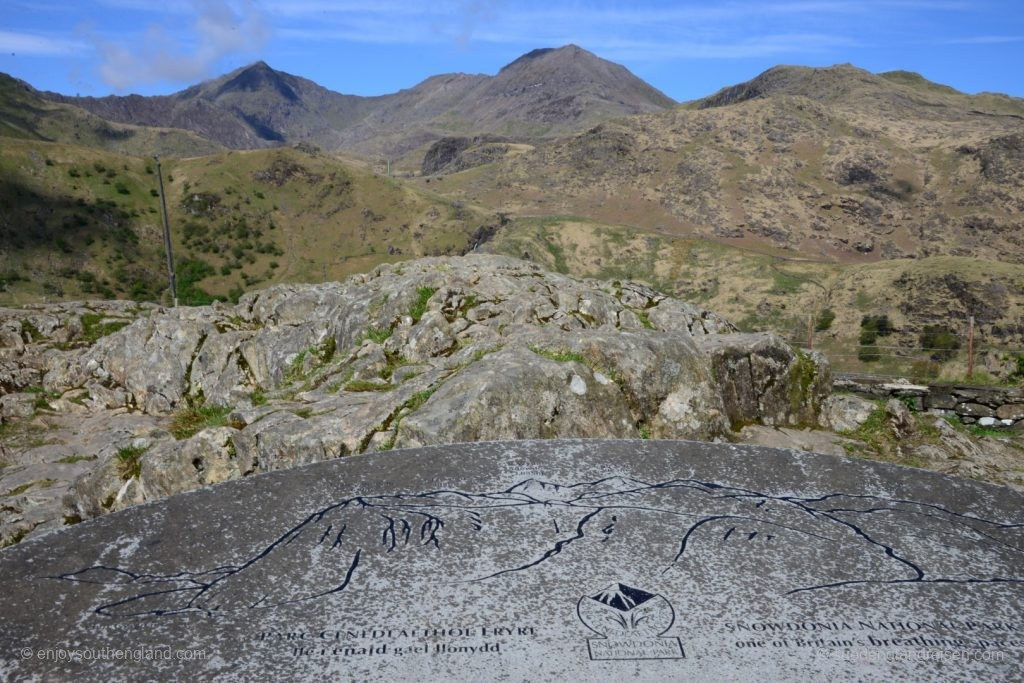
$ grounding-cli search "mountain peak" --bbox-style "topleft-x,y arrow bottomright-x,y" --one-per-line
500,44 -> 596,72
213,61 -> 298,102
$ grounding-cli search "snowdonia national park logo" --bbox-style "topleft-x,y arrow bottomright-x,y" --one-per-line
576,582 -> 685,660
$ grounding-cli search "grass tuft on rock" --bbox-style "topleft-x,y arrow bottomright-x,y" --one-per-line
115,445 -> 148,480
528,345 -> 589,365
80,313 -> 129,344
344,379 -> 392,392
409,286 -> 437,323
170,403 -> 232,439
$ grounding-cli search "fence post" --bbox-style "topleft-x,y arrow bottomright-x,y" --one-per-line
967,315 -> 975,380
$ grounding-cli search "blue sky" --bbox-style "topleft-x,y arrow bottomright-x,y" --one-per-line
1,1 -> 1022,101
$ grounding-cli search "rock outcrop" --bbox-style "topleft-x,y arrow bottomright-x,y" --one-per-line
2,255 -> 829,545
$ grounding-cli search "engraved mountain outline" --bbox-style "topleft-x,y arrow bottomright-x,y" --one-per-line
53,476 -> 1024,617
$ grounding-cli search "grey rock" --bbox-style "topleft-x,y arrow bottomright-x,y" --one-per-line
395,346 -> 637,447
821,393 -> 877,432
139,427 -> 249,500
958,402 -> 996,418
3,255 -> 830,538
885,398 -> 916,439
3,440 -> 1024,680
924,391 -> 957,410
403,310 -> 456,362
996,403 -> 1024,421
736,424 -> 863,457
0,393 -> 36,420
697,333 -> 830,428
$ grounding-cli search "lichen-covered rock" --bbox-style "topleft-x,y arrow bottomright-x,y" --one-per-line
885,398 -> 916,440
395,345 -> 638,447
821,393 -> 877,432
3,255 -> 833,539
64,437 -> 155,519
696,333 -> 831,429
139,427 -> 250,500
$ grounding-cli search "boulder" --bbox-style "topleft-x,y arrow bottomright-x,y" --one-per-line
696,333 -> 830,429
996,404 -> 1024,421
821,393 -> 877,432
957,402 -> 995,418
139,427 -> 249,500
885,399 -> 916,440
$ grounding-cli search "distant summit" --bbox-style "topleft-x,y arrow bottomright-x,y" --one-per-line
38,45 -> 675,157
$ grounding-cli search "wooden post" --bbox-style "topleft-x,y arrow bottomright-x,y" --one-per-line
807,313 -> 814,350
967,315 -> 975,381
154,156 -> 177,307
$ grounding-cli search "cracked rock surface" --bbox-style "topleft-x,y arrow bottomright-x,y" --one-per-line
1,254 -> 830,546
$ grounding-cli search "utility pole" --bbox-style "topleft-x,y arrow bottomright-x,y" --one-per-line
967,315 -> 975,380
154,156 -> 177,307
386,159 -> 391,177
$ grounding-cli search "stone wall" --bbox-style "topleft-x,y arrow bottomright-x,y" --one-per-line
834,374 -> 1024,429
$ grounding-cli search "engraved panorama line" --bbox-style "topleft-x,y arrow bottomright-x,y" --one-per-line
50,476 -> 1024,617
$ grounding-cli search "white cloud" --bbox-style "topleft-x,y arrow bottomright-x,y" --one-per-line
90,0 -> 269,90
0,30 -> 86,56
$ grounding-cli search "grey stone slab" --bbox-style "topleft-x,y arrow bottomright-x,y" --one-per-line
0,439 -> 1022,682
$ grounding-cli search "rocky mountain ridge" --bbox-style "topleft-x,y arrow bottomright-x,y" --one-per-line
39,45 -> 675,158
433,63 -> 1024,262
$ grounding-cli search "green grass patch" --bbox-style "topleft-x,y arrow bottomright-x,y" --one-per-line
409,287 -> 437,323
967,424 -> 1010,438
20,319 -> 44,342
170,403 -> 232,439
292,407 -> 314,418
377,387 -> 439,452
79,313 -> 130,344
543,235 -> 569,274
175,258 -> 217,306
115,445 -> 147,480
838,404 -> 890,451
528,345 -> 589,365
250,389 -> 268,406
22,385 -> 60,410
469,345 -> 501,363
364,325 -> 394,343
406,388 -> 437,413
285,350 -> 308,382
769,268 -> 810,294
381,355 -> 412,380
344,379 -> 392,392
634,309 -> 655,330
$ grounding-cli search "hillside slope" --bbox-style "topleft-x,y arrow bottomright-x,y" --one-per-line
0,74 -> 221,157
431,64 -> 1024,263
39,46 -> 675,159
0,139 -> 495,306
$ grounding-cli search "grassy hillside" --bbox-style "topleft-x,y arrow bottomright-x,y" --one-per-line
0,74 -> 221,157
0,139 -> 495,306
421,65 -> 1024,265
485,216 -> 1024,382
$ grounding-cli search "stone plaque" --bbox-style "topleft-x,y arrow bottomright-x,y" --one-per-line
1,440 -> 1022,681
